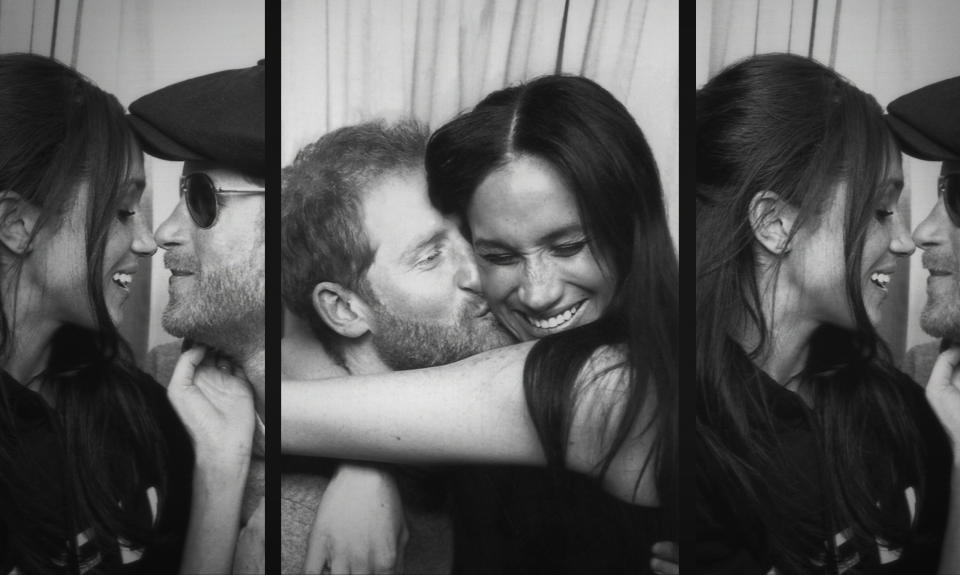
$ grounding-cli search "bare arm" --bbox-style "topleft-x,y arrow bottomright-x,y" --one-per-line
168,347 -> 255,574
281,342 -> 658,504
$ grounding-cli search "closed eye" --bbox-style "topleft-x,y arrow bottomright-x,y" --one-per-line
477,251 -> 519,265
875,209 -> 894,221
416,247 -> 444,269
117,209 -> 136,221
552,241 -> 587,257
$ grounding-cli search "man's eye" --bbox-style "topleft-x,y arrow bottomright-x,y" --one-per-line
552,241 -> 587,257
417,249 -> 442,267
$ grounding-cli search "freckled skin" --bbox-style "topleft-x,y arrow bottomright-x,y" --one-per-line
467,155 -> 615,342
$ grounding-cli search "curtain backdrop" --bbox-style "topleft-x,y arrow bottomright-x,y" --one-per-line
282,0 -> 678,244
696,0 -> 960,363
0,0 -> 264,362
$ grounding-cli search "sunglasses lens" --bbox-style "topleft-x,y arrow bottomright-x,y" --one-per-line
185,174 -> 217,228
943,174 -> 960,226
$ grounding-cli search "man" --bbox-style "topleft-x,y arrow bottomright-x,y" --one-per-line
127,61 -> 265,574
886,76 -> 960,385
280,119 -> 514,574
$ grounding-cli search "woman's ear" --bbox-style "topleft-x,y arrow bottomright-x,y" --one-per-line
0,191 -> 39,256
311,281 -> 373,340
748,191 -> 796,256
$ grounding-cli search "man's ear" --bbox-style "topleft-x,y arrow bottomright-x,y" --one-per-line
311,281 -> 373,340
0,191 -> 39,256
748,191 -> 796,256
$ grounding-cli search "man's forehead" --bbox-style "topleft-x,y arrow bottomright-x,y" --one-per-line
361,170 -> 452,257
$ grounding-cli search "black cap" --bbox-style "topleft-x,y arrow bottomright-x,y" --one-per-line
127,60 -> 265,178
886,76 -> 960,162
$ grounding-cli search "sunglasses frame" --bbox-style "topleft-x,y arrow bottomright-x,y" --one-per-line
179,172 -> 265,229
939,173 -> 960,227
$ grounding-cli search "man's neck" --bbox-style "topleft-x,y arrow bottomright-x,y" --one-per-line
341,340 -> 391,376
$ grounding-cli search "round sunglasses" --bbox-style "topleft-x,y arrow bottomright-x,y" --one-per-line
939,173 -> 960,227
179,172 -> 265,229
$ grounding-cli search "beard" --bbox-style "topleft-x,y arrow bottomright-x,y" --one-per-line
368,298 -> 516,371
162,249 -> 265,351
919,250 -> 960,341
920,293 -> 960,341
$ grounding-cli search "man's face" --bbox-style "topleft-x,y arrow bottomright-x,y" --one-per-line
359,169 -> 514,370
154,161 -> 265,349
914,160 -> 960,340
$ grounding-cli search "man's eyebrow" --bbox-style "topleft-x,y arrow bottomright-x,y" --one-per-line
401,230 -> 446,262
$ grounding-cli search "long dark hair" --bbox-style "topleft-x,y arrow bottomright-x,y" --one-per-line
696,53 -> 924,573
426,75 -> 679,516
0,53 -> 167,573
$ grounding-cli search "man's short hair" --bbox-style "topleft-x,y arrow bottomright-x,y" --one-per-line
281,119 -> 429,358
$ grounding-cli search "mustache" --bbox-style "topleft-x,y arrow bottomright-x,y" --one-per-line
922,249 -> 957,272
164,251 -> 200,271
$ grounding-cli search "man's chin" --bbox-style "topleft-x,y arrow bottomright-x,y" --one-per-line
919,301 -> 960,341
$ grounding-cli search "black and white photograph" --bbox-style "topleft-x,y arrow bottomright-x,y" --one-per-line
280,1 -> 678,574
6,0 -> 960,573
697,1 -> 960,573
0,0 -> 264,573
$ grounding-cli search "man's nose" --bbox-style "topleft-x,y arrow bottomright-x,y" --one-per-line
913,197 -> 949,251
154,199 -> 190,250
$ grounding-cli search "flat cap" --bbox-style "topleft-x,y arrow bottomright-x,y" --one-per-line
128,60 -> 264,178
886,76 -> 960,162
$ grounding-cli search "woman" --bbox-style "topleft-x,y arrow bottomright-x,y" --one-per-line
0,53 -> 192,574
279,75 -> 678,573
696,53 -> 959,574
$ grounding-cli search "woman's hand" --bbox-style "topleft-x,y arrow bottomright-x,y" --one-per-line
168,344 -> 256,467
303,465 -> 409,574
927,346 -> 960,462
650,541 -> 679,574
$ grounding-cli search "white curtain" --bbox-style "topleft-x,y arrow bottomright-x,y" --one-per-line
0,0 -> 264,360
696,0 -> 960,361
282,0 -> 679,249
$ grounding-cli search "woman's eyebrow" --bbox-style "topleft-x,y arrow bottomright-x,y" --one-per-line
126,177 -> 146,193
883,177 -> 904,194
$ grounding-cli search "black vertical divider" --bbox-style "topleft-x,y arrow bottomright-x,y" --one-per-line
265,0 -> 282,572
680,2 -> 697,568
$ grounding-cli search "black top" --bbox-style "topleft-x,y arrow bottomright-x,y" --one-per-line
450,466 -> 667,575
697,360 -> 951,574
0,370 -> 193,574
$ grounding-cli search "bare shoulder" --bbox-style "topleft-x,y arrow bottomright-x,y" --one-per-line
575,344 -> 632,401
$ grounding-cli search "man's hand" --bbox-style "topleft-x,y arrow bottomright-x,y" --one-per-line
928,346 -> 960,463
168,344 -> 256,466
650,541 -> 679,575
303,465 -> 409,574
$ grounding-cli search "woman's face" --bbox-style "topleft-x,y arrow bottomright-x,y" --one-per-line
467,155 -> 616,342
34,144 -> 156,328
786,149 -> 914,328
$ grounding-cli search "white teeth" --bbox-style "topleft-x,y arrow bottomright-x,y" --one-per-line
527,302 -> 581,329
112,272 -> 132,289
870,272 -> 890,290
